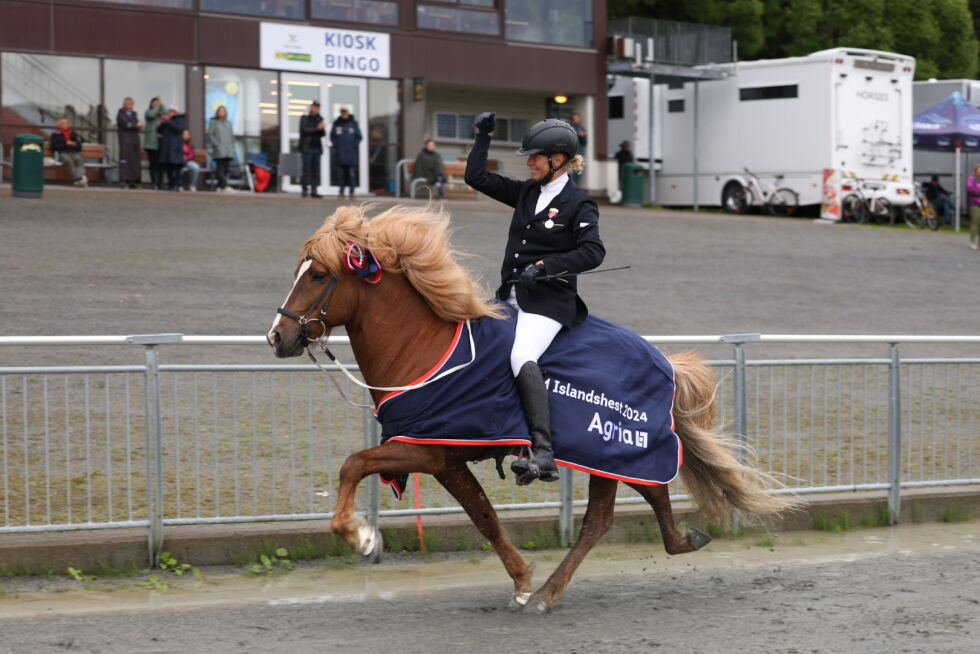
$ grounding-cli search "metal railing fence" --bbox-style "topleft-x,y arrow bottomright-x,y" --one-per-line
1,333 -> 978,563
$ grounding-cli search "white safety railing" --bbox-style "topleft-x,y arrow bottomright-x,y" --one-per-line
1,333 -> 978,563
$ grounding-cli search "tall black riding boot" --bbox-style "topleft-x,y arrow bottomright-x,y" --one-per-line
511,361 -> 560,485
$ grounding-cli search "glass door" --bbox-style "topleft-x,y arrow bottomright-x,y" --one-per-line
280,73 -> 368,195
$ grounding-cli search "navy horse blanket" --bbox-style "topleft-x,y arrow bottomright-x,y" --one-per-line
375,304 -> 681,496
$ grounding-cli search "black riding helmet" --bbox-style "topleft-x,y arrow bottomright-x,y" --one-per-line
516,119 -> 578,185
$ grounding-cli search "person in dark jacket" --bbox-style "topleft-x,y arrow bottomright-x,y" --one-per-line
299,101 -> 326,198
613,140 -> 634,189
156,105 -> 186,191
465,113 -> 605,485
412,139 -> 447,200
116,97 -> 143,189
144,96 -> 166,189
50,117 -> 87,187
924,174 -> 955,225
330,106 -> 362,200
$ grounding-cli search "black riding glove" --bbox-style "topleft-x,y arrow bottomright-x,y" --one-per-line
474,112 -> 495,136
518,262 -> 547,290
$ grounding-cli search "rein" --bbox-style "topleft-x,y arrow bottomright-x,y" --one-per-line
276,254 -> 478,408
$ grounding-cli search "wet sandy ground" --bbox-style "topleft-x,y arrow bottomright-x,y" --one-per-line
0,521 -> 977,653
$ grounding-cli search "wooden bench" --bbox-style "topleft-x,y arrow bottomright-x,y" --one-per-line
404,159 -> 498,199
42,142 -> 117,184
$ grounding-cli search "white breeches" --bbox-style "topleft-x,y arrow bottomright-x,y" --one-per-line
507,288 -> 562,376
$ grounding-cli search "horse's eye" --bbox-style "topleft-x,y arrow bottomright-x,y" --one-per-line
311,271 -> 328,283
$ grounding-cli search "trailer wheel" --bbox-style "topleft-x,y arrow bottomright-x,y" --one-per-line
766,188 -> 799,217
722,182 -> 749,214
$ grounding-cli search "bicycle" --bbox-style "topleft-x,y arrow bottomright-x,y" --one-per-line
722,167 -> 799,217
901,182 -> 940,231
840,176 -> 895,225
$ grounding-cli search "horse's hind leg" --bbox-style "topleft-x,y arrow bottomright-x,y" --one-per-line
524,474 -> 618,615
331,441 -> 448,562
433,466 -> 535,609
626,482 -> 712,554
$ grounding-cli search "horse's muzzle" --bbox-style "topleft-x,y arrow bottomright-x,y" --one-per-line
267,324 -> 305,358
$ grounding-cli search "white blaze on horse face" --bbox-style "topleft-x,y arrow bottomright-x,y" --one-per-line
268,257 -> 315,338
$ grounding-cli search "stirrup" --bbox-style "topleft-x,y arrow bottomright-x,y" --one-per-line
511,448 -> 559,486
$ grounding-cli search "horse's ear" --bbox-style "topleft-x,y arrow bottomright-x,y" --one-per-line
343,242 -> 383,284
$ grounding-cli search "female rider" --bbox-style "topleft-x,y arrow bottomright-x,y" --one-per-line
464,112 -> 605,485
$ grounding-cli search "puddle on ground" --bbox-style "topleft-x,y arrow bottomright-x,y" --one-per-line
0,521 -> 976,619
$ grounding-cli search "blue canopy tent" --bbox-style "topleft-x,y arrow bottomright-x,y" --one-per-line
912,91 -> 980,231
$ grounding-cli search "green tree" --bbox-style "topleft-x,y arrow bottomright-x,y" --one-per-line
609,0 -> 979,79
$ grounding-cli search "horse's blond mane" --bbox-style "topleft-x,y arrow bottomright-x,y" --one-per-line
301,204 -> 505,322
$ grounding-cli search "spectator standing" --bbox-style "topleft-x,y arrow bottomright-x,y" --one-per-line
116,97 -> 142,189
412,139 -> 447,200
50,117 -> 87,187
966,164 -> 980,250
569,112 -> 587,183
613,140 -> 633,186
156,104 -> 186,191
181,129 -> 199,192
923,174 -> 955,225
209,105 -> 235,193
330,106 -> 361,200
298,100 -> 326,198
144,97 -> 166,189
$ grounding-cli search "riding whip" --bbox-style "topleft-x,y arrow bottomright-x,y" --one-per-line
541,265 -> 631,280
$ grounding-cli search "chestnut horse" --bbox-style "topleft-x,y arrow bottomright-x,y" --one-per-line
266,205 -> 791,614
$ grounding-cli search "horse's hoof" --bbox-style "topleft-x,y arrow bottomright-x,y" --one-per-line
524,598 -> 553,615
508,591 -> 531,612
358,525 -> 383,564
686,528 -> 712,551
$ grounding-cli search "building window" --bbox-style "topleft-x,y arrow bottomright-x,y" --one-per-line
84,0 -> 193,7
200,0 -> 304,20
609,96 -> 624,120
417,5 -> 500,36
434,112 -> 525,143
667,99 -> 684,113
505,0 -> 592,48
1,53 -> 101,144
312,0 -> 398,25
739,85 -> 798,101
205,67 -> 280,172
368,78 -> 400,194
103,59 -> 186,163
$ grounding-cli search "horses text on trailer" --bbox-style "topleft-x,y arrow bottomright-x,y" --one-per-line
608,48 -> 916,216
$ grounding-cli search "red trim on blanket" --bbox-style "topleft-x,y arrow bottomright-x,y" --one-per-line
385,435 -> 532,447
374,321 -> 465,414
554,434 -> 682,486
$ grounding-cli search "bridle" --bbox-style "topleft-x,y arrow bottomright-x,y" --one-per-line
276,255 -> 340,346
274,251 -> 478,407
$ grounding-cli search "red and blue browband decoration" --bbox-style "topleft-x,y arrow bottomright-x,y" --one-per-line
344,242 -> 383,284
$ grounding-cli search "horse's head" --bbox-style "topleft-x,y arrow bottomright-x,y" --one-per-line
266,242 -> 382,358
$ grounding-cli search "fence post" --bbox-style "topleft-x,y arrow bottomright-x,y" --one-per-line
362,387 -> 380,530
559,469 -> 574,546
887,344 -> 902,525
128,334 -> 181,566
721,334 -> 758,532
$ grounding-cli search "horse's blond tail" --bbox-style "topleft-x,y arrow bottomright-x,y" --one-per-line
669,351 -> 795,526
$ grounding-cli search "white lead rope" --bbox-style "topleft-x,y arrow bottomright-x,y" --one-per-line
307,320 -> 478,407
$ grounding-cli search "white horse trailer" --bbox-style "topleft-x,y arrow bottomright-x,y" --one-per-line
608,48 -> 916,216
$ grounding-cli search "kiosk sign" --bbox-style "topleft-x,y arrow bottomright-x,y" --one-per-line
260,22 -> 390,79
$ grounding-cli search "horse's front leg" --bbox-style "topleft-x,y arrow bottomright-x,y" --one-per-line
433,464 -> 535,609
331,441 -> 448,561
525,474 -> 618,614
626,482 -> 712,554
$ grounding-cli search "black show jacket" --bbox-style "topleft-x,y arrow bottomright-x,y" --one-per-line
465,133 -> 605,328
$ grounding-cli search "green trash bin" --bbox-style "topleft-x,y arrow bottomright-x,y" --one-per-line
620,162 -> 645,207
12,133 -> 45,199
